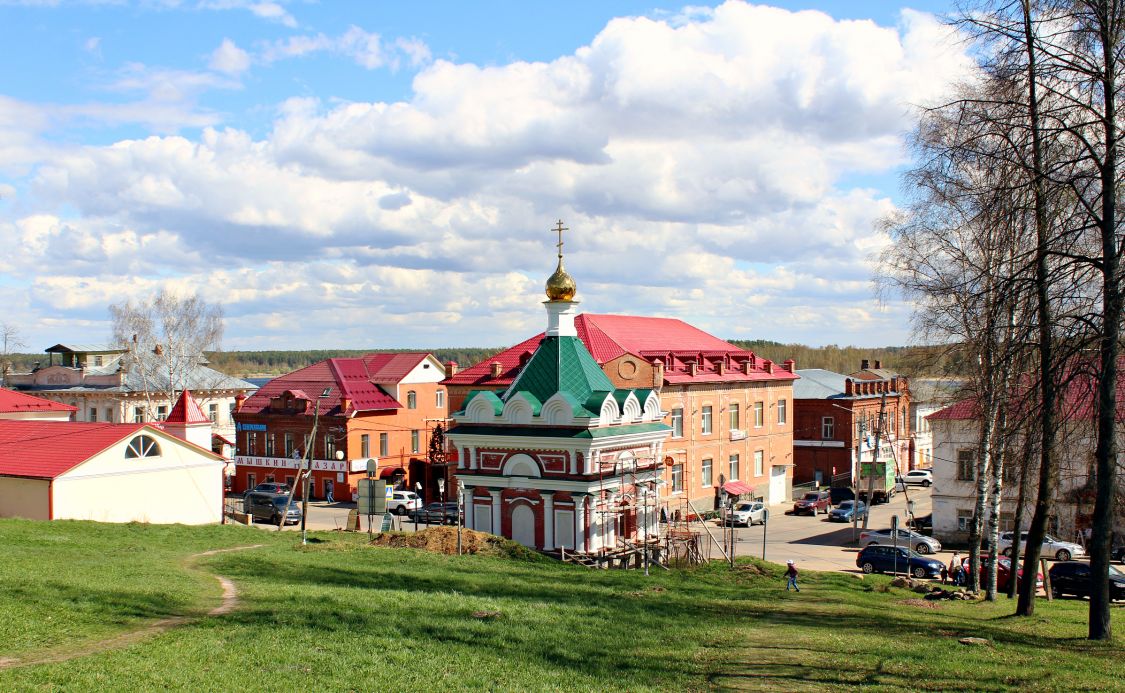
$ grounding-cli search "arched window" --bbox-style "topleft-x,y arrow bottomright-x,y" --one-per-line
406,390 -> 417,409
125,435 -> 161,459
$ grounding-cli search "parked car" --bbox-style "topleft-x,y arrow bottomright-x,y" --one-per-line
244,492 -> 302,526
909,513 -> 933,531
897,469 -> 933,487
959,554 -> 1042,591
722,501 -> 767,526
857,486 -> 895,505
828,500 -> 868,523
387,490 -> 422,516
1113,544 -> 1125,564
792,491 -> 832,516
856,545 -> 945,579
859,528 -> 942,554
1048,561 -> 1125,601
409,502 -> 461,525
998,531 -> 1085,561
250,482 -> 290,496
829,487 -> 855,506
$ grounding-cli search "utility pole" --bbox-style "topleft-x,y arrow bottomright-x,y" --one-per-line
852,416 -> 866,544
861,392 -> 888,532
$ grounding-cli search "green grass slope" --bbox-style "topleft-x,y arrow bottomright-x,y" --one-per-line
0,521 -> 1121,691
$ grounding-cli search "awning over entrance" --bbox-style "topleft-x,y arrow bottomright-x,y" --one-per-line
722,481 -> 755,496
379,467 -> 405,478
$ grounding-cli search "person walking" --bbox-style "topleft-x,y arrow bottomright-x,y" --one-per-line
785,560 -> 800,592
948,551 -> 963,587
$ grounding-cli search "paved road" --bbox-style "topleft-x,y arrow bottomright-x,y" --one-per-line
228,486 -> 945,574
721,485 -> 935,572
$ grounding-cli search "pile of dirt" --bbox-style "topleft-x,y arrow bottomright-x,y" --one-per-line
899,598 -> 941,609
368,527 -> 545,560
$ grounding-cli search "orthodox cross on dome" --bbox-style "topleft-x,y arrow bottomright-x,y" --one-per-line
553,219 -> 568,260
545,219 -> 576,302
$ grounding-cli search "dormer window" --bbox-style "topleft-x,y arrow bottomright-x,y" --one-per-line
125,435 -> 161,458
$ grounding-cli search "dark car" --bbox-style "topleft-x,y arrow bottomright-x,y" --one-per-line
856,545 -> 945,579
909,513 -> 933,531
409,502 -> 461,525
1048,561 -> 1125,601
829,487 -> 855,506
792,490 -> 832,516
244,492 -> 302,526
1112,544 -> 1125,564
250,482 -> 291,496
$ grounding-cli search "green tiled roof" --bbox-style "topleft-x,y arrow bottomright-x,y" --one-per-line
503,336 -> 615,406
448,422 -> 670,439
460,390 -> 504,415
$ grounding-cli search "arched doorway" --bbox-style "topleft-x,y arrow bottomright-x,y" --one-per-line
510,504 -> 535,547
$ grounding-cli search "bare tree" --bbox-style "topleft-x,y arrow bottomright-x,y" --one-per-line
108,290 -> 225,417
0,322 -> 26,387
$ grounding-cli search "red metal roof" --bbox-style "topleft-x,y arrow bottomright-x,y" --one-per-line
0,421 -> 149,479
444,314 -> 798,387
927,399 -> 981,421
165,389 -> 211,425
239,353 -> 425,417
0,388 -> 77,414
722,480 -> 755,495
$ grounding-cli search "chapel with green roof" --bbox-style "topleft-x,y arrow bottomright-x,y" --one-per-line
446,222 -> 671,553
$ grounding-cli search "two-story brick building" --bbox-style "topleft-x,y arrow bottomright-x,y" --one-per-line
444,314 -> 798,508
231,352 -> 448,501
792,362 -> 912,488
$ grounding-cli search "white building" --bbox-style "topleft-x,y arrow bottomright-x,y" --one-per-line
0,392 -> 225,524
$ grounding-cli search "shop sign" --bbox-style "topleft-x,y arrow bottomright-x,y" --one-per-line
234,455 -> 346,472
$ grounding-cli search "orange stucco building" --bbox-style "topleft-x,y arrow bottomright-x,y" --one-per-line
232,352 -> 450,502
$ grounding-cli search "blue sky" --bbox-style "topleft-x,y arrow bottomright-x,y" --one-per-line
0,0 -> 968,352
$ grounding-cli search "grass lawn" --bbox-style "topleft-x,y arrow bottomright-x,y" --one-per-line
0,519 -> 1122,691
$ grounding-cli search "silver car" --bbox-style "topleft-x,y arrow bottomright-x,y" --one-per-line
999,531 -> 1085,561
859,528 -> 942,554
724,501 -> 767,527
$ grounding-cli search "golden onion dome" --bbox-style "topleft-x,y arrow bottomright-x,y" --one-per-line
545,258 -> 576,301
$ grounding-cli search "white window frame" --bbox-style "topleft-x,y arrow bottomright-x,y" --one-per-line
728,453 -> 739,481
777,399 -> 787,425
754,450 -> 764,476
671,408 -> 684,438
701,406 -> 713,435
754,401 -> 764,428
701,458 -> 713,487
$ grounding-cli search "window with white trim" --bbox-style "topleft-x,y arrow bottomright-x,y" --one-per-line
436,390 -> 445,408
777,399 -> 787,425
754,450 -> 764,476
957,509 -> 974,532
407,390 -> 417,409
671,464 -> 684,493
702,458 -> 713,487
728,454 -> 739,481
754,401 -> 764,428
701,406 -> 713,435
671,408 -> 683,437
729,403 -> 740,431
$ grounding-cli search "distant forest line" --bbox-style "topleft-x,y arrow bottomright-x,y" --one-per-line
2,342 -> 959,379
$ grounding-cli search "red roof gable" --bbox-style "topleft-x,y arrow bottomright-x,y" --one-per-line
165,389 -> 211,425
927,399 -> 980,421
239,353 -> 424,417
444,313 -> 797,387
0,421 -> 149,479
0,388 -> 77,414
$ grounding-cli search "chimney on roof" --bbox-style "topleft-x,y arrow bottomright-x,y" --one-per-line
845,379 -> 854,396
490,362 -> 503,379
652,359 -> 665,389
234,393 -> 246,412
689,361 -> 699,377
717,361 -> 726,376
445,361 -> 459,378
783,359 -> 795,373
861,359 -> 870,370
874,359 -> 882,370
743,360 -> 753,375
765,360 -> 774,374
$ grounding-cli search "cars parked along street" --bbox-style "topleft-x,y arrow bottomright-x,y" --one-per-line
244,492 -> 302,526
855,545 -> 945,579
859,528 -> 941,554
722,501 -> 767,526
828,500 -> 868,523
792,491 -> 832,516
897,469 -> 933,487
1048,561 -> 1125,601
387,490 -> 422,516
250,482 -> 290,495
998,531 -> 1085,561
960,554 -> 1042,592
408,502 -> 460,525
